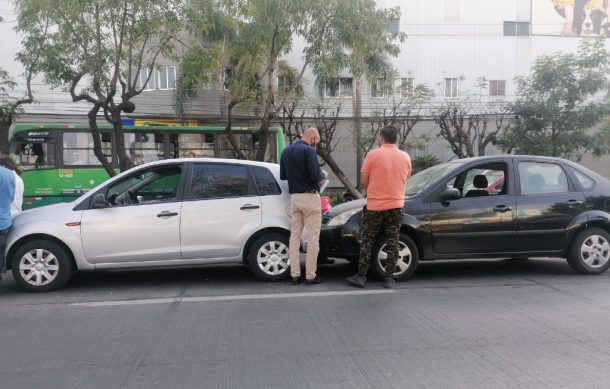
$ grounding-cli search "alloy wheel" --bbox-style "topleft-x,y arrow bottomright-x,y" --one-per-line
580,234 -> 610,269
257,240 -> 290,276
19,249 -> 60,287
378,241 -> 412,277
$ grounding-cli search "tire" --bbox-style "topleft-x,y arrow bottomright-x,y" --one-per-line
370,233 -> 419,281
567,227 -> 610,275
11,240 -> 73,292
248,233 -> 291,282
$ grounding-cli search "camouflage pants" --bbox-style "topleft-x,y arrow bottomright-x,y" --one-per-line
358,207 -> 403,276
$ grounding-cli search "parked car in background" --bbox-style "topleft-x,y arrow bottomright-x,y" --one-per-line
7,159 -> 293,292
319,155 -> 610,280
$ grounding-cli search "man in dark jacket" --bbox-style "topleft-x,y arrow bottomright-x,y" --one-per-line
280,127 -> 327,285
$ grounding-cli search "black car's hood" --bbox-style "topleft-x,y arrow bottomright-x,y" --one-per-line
327,196 -> 419,217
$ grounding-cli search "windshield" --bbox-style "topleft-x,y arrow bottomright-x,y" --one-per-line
406,161 -> 463,197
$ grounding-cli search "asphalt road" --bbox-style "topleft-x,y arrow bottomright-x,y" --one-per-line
2,257 -> 610,389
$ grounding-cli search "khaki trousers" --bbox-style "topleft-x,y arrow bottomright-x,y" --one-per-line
289,193 -> 322,280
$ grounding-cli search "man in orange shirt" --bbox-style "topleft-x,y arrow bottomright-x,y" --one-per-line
347,125 -> 411,289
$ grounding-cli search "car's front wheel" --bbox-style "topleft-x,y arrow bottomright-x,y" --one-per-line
567,227 -> 610,275
371,233 -> 419,281
11,240 -> 73,292
248,233 -> 291,282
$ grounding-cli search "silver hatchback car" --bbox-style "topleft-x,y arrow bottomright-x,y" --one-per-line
6,159 -> 293,292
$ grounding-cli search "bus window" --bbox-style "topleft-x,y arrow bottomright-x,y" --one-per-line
125,133 -> 164,165
217,133 -> 278,162
169,133 -> 214,159
12,140 -> 55,170
217,133 -> 256,160
63,132 -> 112,166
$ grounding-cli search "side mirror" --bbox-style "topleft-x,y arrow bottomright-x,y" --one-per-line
92,193 -> 109,209
440,187 -> 461,202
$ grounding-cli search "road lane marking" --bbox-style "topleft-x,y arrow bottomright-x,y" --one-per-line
69,289 -> 395,307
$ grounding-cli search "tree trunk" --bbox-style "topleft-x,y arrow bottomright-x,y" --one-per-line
0,119 -> 12,155
225,100 -> 247,159
354,75 -> 363,189
217,68 -> 227,119
88,104 -> 115,177
254,55 -> 279,162
318,149 -> 363,199
110,107 -> 133,172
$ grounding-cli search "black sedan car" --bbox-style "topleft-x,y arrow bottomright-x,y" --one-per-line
319,155 -> 610,280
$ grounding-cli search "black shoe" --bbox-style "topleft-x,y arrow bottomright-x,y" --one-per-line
383,276 -> 395,289
305,276 -> 323,285
346,273 -> 367,288
291,277 -> 303,285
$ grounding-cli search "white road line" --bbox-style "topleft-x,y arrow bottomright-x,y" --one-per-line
70,289 -> 395,307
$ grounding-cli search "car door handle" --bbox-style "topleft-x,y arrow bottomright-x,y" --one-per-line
567,199 -> 584,207
240,204 -> 260,210
157,211 -> 178,218
493,205 -> 512,213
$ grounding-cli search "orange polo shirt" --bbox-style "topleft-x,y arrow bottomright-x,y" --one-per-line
361,144 -> 412,211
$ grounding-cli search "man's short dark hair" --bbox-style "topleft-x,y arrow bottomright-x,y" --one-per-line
380,125 -> 398,144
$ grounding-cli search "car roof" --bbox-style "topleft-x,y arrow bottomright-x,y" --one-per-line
137,158 -> 279,169
457,155 -> 568,164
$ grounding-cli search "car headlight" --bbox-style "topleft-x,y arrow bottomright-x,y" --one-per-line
327,208 -> 361,227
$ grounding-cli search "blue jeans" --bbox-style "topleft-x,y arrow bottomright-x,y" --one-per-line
0,227 -> 9,273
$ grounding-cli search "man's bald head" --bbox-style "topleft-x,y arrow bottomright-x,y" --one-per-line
301,127 -> 320,147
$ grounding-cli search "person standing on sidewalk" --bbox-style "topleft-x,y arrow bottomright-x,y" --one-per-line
280,127 -> 327,285
347,125 -> 411,289
0,163 -> 15,282
0,155 -> 24,217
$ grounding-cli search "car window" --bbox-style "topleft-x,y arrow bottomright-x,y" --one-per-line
406,162 -> 463,197
107,165 -> 183,206
251,166 -> 281,196
570,168 -> 595,191
461,168 -> 506,198
519,162 -> 569,195
190,163 -> 256,199
444,162 -> 508,198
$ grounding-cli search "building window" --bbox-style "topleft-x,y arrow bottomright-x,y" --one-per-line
138,68 -> 155,90
325,77 -> 353,98
504,21 -> 530,36
489,80 -> 506,96
400,78 -> 415,98
371,78 -> 392,98
445,78 -> 459,98
138,66 -> 177,90
158,66 -> 177,89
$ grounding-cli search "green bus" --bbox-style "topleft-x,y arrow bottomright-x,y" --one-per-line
9,121 -> 285,210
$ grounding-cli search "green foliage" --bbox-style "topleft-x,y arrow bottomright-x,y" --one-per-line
0,68 -> 20,123
306,0 -> 405,84
498,39 -> 610,161
411,154 -> 441,175
16,0 -> 181,100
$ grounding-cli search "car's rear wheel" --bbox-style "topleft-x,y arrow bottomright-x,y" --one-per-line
371,233 -> 419,281
248,233 -> 291,282
567,228 -> 610,275
11,240 -> 72,292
